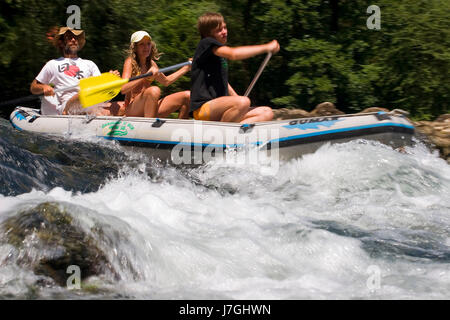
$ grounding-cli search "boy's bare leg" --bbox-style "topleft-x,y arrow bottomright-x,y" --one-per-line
239,106 -> 274,123
205,95 -> 251,122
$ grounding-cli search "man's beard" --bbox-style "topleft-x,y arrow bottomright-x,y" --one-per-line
64,44 -> 79,55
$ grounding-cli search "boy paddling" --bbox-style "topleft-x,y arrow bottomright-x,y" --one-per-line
190,12 -> 280,123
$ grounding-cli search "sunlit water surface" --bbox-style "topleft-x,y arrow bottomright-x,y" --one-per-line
0,119 -> 449,299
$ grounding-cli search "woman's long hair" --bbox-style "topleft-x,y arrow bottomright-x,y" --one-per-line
126,39 -> 162,77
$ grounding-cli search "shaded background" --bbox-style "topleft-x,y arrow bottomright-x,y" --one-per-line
0,0 -> 448,120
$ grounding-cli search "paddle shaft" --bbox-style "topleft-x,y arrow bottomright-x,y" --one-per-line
244,52 -> 272,97
0,84 -> 78,108
129,61 -> 192,82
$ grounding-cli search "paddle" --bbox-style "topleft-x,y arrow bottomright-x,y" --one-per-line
79,60 -> 192,108
244,52 -> 272,97
0,84 -> 78,108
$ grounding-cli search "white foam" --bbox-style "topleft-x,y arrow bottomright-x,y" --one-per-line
1,139 -> 449,299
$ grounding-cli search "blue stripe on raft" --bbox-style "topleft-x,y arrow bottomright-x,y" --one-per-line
9,112 -> 24,131
100,122 -> 414,148
102,136 -> 253,148
273,122 -> 414,143
10,121 -> 23,131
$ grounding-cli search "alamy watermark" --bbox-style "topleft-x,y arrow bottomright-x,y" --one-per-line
366,265 -> 381,292
170,121 -> 280,173
66,265 -> 81,290
66,5 -> 81,29
367,5 -> 381,30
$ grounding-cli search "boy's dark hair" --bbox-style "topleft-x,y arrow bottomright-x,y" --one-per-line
197,12 -> 225,38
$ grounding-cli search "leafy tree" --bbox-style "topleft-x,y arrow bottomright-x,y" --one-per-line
140,0 -> 220,95
373,0 -> 450,119
0,0 -> 447,119
0,0 -> 68,111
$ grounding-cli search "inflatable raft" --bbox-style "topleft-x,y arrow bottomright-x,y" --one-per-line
10,106 -> 415,163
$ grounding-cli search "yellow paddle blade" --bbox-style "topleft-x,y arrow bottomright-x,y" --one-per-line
79,72 -> 129,108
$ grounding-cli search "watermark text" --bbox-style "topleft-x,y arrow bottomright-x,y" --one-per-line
66,5 -> 81,29
66,264 -> 81,290
367,5 -> 381,30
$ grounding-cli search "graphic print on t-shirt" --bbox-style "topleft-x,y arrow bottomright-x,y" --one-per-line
57,62 -> 84,79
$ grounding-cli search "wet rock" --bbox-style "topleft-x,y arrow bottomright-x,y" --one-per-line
413,116 -> 450,163
309,102 -> 345,117
359,107 -> 391,113
435,114 -> 450,123
414,121 -> 435,136
272,102 -> 345,120
272,108 -> 310,120
0,202 -> 119,287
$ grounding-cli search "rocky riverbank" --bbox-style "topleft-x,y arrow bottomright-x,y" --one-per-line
272,102 -> 450,163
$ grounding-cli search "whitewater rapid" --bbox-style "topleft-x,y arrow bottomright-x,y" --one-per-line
1,120 -> 449,300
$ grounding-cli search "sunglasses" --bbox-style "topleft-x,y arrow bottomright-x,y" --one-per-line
63,32 -> 81,41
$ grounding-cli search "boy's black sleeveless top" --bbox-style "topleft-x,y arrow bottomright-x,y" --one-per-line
190,37 -> 228,112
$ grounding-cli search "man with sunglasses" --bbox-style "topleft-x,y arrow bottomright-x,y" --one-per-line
30,27 -> 121,115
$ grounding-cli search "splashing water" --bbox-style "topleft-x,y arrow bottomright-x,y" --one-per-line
0,119 -> 449,299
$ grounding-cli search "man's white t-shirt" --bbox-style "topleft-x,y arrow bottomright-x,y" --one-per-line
36,57 -> 101,114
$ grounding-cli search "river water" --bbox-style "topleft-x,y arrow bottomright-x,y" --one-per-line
0,118 -> 449,300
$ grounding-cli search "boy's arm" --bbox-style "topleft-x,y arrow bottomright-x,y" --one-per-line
213,40 -> 279,61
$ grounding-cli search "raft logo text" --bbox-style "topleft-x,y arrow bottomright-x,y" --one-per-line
102,121 -> 135,136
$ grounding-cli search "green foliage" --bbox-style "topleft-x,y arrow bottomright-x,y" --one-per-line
141,0 -> 220,95
274,38 -> 343,109
272,38 -> 382,112
0,0 -> 68,106
0,0 -> 448,119
372,0 -> 450,118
